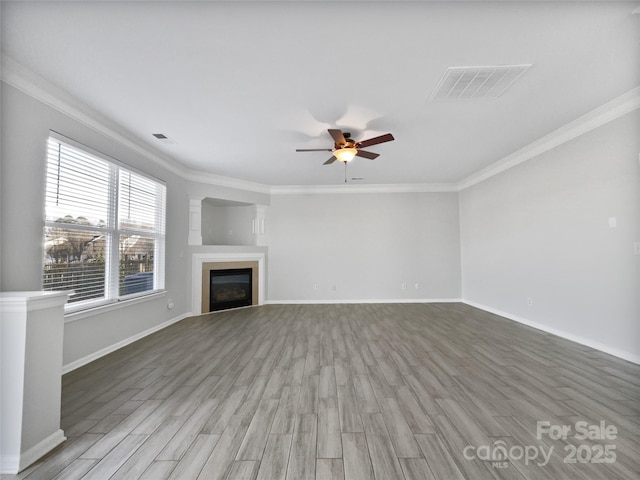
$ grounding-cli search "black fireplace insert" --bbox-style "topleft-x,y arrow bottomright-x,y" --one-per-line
209,268 -> 252,311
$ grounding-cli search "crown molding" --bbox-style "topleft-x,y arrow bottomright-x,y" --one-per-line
270,182 -> 458,195
1,54 -> 191,181
4,55 -> 637,197
458,86 -> 640,190
267,86 -> 639,195
183,170 -> 272,195
0,56 -> 449,196
1,55 -> 273,195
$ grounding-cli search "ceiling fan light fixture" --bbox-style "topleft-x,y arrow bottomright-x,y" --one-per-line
334,147 -> 357,162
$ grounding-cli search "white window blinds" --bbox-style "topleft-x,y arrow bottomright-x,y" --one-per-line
45,140 -> 112,226
43,134 -> 166,309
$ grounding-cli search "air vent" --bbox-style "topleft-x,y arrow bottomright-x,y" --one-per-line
152,133 -> 176,144
429,64 -> 532,100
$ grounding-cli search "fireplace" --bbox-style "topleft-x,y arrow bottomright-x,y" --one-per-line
209,268 -> 253,311
194,253 -> 264,314
200,260 -> 259,313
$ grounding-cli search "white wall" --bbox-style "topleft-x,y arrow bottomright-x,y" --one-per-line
0,83 -> 191,367
187,181 -> 270,207
267,192 -> 461,302
460,110 -> 640,361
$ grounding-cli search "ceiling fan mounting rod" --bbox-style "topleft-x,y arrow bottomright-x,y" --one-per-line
335,140 -> 356,149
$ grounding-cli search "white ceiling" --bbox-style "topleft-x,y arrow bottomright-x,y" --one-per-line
2,1 -> 639,187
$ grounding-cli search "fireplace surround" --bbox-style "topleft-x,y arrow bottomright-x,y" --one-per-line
192,252 -> 265,314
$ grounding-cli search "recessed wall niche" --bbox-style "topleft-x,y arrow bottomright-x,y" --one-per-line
201,198 -> 267,246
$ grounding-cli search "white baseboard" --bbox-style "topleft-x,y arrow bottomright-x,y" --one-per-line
62,312 -> 192,374
20,429 -> 66,472
463,300 -> 640,365
1,429 -> 66,474
265,298 -> 462,305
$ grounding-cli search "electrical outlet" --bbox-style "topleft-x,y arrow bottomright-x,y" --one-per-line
401,282 -> 407,290
527,298 -> 533,306
415,283 -> 420,290
313,283 -> 319,290
331,285 -> 337,291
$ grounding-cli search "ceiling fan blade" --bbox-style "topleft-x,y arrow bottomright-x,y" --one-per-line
356,133 -> 395,149
323,156 -> 338,165
296,148 -> 333,152
355,150 -> 379,160
328,129 -> 346,145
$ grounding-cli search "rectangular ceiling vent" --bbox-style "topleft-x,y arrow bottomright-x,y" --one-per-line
429,64 -> 532,100
152,133 -> 176,144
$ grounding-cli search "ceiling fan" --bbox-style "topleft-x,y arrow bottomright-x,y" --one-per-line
296,129 -> 395,165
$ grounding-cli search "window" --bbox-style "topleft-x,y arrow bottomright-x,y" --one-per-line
43,133 -> 166,311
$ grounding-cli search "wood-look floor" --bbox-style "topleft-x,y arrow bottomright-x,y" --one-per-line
4,303 -> 640,480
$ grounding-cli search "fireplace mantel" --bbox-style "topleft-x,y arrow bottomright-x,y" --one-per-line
191,252 -> 265,314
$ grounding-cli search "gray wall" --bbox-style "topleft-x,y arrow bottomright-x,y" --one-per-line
459,110 -> 640,360
202,203 -> 255,246
1,83 -> 191,366
267,192 -> 462,302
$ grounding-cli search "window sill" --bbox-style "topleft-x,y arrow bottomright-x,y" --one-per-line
64,290 -> 167,323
